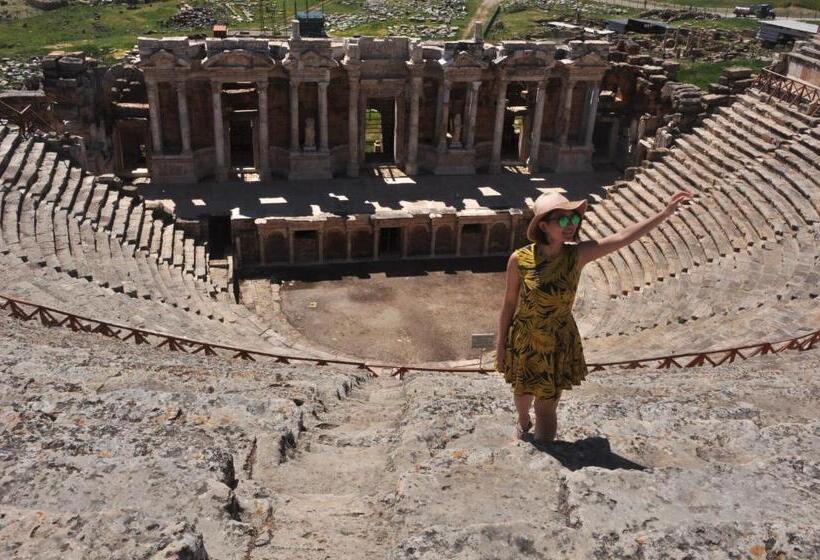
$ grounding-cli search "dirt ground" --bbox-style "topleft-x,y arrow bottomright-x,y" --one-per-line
280,270 -> 508,364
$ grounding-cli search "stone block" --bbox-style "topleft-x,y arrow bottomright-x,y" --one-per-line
722,66 -> 753,80
57,57 -> 86,77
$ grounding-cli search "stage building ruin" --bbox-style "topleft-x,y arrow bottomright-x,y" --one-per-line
137,23 -> 609,182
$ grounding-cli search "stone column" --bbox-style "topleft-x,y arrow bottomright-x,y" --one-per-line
146,78 -> 163,155
584,82 -> 601,147
257,79 -> 270,177
401,227 -> 409,258
176,80 -> 191,154
430,226 -> 437,256
455,224 -> 462,256
318,80 -> 329,153
211,80 -> 227,181
436,79 -> 451,153
406,76 -> 421,175
373,227 -> 380,260
289,79 -> 300,151
347,76 -> 360,177
288,230 -> 295,264
465,80 -> 481,150
490,78 -> 507,173
527,80 -> 547,173
346,229 -> 353,261
559,79 -> 575,147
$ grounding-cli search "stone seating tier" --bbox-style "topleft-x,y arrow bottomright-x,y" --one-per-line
0,125 -> 293,348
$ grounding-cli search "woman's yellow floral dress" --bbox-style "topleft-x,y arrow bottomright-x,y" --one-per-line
496,242 -> 588,399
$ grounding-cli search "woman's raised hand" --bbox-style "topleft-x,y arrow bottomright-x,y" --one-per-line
663,191 -> 693,217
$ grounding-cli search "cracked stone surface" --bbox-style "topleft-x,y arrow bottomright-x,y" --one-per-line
1,312 -> 818,558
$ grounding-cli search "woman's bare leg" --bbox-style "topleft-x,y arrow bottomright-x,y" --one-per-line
533,395 -> 560,444
513,394 -> 534,429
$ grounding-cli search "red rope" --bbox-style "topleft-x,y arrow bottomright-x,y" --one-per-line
1,294 -> 816,377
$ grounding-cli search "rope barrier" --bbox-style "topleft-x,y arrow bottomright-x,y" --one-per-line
1,294 -> 817,380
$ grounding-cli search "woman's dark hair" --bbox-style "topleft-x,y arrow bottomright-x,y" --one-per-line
532,210 -> 582,245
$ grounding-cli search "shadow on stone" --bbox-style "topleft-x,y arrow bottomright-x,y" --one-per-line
533,436 -> 646,471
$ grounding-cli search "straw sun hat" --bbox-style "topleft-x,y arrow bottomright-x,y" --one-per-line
526,192 -> 588,243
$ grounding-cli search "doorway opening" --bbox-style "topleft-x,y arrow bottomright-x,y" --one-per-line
378,227 -> 402,258
364,98 -> 396,165
229,115 -> 255,170
208,215 -> 232,259
501,82 -> 530,165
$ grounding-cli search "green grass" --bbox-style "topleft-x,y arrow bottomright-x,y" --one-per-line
488,6 -> 640,40
677,57 -> 769,89
0,1 -> 208,61
659,0 -> 819,10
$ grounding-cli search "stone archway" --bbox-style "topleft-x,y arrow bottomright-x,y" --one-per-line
407,225 -> 431,256
435,225 -> 455,255
488,222 -> 509,254
324,229 -> 346,261
350,229 -> 373,259
265,231 -> 288,263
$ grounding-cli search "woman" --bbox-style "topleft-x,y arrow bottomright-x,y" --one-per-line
495,190 -> 692,444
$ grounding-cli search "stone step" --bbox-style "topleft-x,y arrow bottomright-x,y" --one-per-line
722,102 -> 793,142
691,127 -> 744,171
87,220 -> 125,293
194,244 -> 206,279
704,115 -> 771,162
28,152 -> 58,200
583,209 -> 634,296
19,196 -> 45,266
742,91 -> 814,132
618,180 -> 683,277
135,250 -> 168,303
137,210 -> 153,251
13,142 -> 46,190
0,129 -> 21,180
752,159 -> 818,226
42,160 -> 70,207
148,218 -> 163,258
648,165 -> 722,262
66,215 -> 92,280
84,181 -> 109,224
160,222 -> 175,263
52,208 -> 77,277
183,238 -> 195,274
56,168 -> 83,211
710,112 -> 778,155
172,229 -> 184,267
662,155 -> 740,254
719,180 -> 775,241
124,203 -> 144,245
0,137 -> 34,186
70,176 -> 97,218
96,188 -> 119,230
609,187 -> 671,281
634,171 -> 696,271
111,196 -> 133,239
104,232 -> 139,298
763,151 -> 820,217
157,262 -> 191,312
589,201 -> 650,290
1,189 -> 21,251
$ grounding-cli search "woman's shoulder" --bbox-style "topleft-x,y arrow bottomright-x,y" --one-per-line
512,243 -> 536,266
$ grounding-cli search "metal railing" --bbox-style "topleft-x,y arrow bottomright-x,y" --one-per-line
753,69 -> 820,116
2,293 -> 817,379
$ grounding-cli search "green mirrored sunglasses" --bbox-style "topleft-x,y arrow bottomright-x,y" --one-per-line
550,213 -> 582,228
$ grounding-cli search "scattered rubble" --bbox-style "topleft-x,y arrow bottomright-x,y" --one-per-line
0,57 -> 43,91
160,3 -> 216,30
638,8 -> 722,22
324,0 -> 468,38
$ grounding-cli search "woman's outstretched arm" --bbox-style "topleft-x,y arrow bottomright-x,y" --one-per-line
495,253 -> 521,371
577,191 -> 693,268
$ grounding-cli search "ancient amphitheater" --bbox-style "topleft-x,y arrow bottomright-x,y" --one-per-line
0,27 -> 819,560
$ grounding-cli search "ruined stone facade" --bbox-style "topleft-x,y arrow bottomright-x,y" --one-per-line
137,24 -> 609,182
